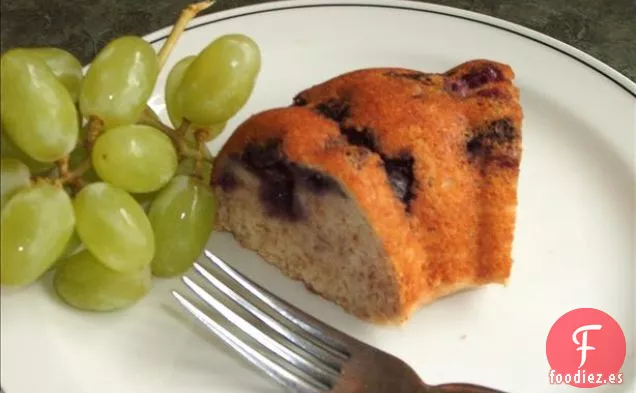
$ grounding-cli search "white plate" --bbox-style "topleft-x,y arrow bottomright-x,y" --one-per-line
2,1 -> 635,392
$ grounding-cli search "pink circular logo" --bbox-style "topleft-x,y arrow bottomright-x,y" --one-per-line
546,308 -> 626,388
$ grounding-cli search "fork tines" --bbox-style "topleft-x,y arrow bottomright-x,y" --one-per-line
172,250 -> 350,393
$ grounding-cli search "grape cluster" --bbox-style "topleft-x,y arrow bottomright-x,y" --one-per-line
0,12 -> 261,312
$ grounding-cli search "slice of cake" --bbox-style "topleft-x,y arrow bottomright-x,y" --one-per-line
210,59 -> 523,324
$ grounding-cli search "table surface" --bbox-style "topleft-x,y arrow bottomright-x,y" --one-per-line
1,0 -> 635,82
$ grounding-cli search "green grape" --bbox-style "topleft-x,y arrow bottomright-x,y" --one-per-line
177,34 -> 261,126
27,48 -> 83,102
177,157 -> 212,185
0,49 -> 79,162
148,175 -> 216,277
54,250 -> 151,312
91,125 -> 177,193
79,36 -> 159,129
1,132 -> 55,174
0,183 -> 75,286
0,158 -> 31,209
165,56 -> 195,129
74,182 -> 155,272
165,56 -> 227,140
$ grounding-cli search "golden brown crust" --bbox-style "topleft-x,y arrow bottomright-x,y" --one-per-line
213,59 -> 523,321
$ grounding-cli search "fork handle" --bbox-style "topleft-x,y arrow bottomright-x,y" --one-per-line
429,383 -> 508,393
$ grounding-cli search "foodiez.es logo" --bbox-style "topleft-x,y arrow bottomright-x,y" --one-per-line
546,308 -> 626,388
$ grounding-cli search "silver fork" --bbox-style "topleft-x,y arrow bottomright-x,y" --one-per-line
172,250 -> 508,393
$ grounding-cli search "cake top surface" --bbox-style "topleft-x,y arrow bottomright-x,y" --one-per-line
214,59 -> 523,302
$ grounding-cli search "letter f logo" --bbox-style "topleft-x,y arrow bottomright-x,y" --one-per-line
572,324 -> 602,368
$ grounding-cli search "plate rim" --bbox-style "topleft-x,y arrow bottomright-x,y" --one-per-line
144,0 -> 636,98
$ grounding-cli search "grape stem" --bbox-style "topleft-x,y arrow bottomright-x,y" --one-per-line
56,155 -> 70,179
57,117 -> 103,187
67,159 -> 92,182
136,106 -> 213,167
139,106 -> 180,140
86,116 -> 104,150
138,106 -> 188,156
157,0 -> 215,69
174,120 -> 215,169
175,118 -> 191,137
58,158 -> 91,190
193,129 -> 207,179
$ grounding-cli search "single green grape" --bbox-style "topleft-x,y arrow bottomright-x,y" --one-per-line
177,34 -> 261,126
0,158 -> 31,209
74,182 -> 155,272
54,250 -> 151,312
176,157 -> 213,185
79,36 -> 159,129
165,56 -> 227,140
149,175 -> 216,277
166,56 -> 195,129
0,49 -> 79,162
1,132 -> 55,174
27,47 -> 83,102
0,183 -> 75,286
91,125 -> 178,193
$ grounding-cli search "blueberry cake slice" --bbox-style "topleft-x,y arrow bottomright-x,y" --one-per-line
211,59 -> 523,324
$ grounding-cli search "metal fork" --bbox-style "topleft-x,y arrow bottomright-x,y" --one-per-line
172,250 -> 508,393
